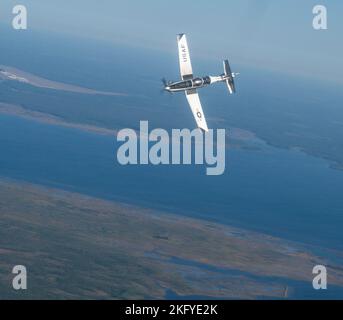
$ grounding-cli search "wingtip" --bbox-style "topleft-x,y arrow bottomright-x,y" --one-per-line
200,126 -> 209,133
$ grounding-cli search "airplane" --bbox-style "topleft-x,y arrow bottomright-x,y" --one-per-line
162,33 -> 239,132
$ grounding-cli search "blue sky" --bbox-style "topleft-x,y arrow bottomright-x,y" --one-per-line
0,0 -> 342,84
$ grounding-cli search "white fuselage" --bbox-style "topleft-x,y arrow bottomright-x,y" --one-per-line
165,75 -> 228,93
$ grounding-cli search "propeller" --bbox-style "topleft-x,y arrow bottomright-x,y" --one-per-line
160,78 -> 172,95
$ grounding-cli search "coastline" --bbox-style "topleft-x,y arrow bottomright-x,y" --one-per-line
1,177 -> 342,299
1,99 -> 342,171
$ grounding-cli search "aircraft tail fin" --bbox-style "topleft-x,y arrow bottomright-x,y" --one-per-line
223,59 -> 236,94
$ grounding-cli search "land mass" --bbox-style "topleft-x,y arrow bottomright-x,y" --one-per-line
0,102 -> 263,150
0,179 -> 342,299
0,65 -> 126,97
0,64 -> 343,170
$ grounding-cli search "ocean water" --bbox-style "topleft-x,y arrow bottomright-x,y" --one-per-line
165,257 -> 343,300
0,113 -> 343,252
0,28 -> 342,252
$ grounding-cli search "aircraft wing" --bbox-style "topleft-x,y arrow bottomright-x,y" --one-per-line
177,34 -> 193,80
185,89 -> 208,132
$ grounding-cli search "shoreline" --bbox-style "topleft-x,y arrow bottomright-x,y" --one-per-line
1,177 -> 342,299
0,65 -> 127,97
1,100 -> 341,172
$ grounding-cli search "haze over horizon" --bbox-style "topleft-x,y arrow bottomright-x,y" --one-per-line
0,0 -> 342,85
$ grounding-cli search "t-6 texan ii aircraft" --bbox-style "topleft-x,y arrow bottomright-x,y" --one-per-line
163,34 -> 239,132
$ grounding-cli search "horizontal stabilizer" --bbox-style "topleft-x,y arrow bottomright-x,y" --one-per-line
223,60 -> 235,94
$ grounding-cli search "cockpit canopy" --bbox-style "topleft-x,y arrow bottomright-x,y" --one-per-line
169,80 -> 192,90
168,76 -> 211,91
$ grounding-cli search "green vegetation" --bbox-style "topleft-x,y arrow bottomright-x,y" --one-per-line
0,180 -> 342,299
